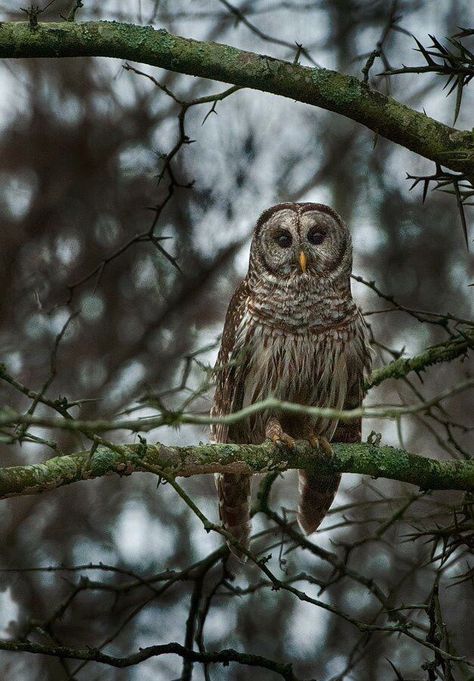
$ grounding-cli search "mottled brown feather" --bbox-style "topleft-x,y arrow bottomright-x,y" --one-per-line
211,281 -> 252,559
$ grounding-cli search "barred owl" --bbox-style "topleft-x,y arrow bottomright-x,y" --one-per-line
211,202 -> 371,559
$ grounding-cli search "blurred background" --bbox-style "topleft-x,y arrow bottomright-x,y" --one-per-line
0,1 -> 473,679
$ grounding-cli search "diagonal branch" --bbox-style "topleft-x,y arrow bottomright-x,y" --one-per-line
0,639 -> 300,679
366,331 -> 473,389
0,21 -> 473,177
1,439 -> 473,500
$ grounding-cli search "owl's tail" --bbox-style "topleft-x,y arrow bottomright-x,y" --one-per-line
297,471 -> 341,535
215,472 -> 251,561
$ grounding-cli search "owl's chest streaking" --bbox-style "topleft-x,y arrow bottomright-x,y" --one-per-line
228,303 -> 367,444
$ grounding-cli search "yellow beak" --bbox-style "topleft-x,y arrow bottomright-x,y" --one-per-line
299,250 -> 307,273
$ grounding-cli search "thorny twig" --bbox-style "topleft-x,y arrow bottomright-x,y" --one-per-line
64,67 -> 240,306
382,31 -> 474,123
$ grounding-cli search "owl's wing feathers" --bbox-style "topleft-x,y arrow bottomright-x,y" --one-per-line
210,279 -> 250,444
297,313 -> 372,535
211,280 -> 252,560
333,312 -> 373,442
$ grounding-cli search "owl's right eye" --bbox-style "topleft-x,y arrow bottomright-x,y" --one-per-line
274,230 -> 292,248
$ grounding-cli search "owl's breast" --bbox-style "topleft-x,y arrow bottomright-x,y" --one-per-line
243,319 -> 349,399
233,314 -> 363,442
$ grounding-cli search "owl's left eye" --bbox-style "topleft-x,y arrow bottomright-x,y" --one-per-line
274,230 -> 292,248
307,228 -> 326,245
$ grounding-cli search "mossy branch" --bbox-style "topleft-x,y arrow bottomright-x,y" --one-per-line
0,21 -> 473,175
366,331 -> 473,390
1,439 -> 473,500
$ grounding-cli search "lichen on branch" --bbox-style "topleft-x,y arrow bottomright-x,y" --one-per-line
1,439 -> 473,500
0,21 -> 473,176
366,331 -> 473,389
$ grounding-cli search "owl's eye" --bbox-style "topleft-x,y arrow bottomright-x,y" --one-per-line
274,230 -> 292,248
307,228 -> 326,245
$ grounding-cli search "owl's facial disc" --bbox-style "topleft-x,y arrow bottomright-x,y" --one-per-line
255,208 -> 299,277
256,206 -> 349,281
299,210 -> 348,277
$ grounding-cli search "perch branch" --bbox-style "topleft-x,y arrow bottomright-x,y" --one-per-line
0,439 -> 473,500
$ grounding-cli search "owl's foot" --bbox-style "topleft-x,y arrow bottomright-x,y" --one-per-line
272,432 -> 296,449
265,417 -> 295,449
306,434 -> 332,458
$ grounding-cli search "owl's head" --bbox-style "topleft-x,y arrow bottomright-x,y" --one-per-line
248,203 -> 352,287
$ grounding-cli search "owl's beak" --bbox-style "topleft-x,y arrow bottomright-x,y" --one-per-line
298,250 -> 308,273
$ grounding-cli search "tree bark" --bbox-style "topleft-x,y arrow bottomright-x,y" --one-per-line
1,439 -> 473,500
0,21 -> 473,176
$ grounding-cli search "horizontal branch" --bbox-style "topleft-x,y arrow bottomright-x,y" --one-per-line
0,21 -> 473,175
1,377 -> 472,432
1,439 -> 473,500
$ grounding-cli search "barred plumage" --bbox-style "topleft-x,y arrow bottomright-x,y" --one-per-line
211,203 -> 372,560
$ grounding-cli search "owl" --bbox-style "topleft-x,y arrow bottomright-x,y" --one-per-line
210,202 -> 372,559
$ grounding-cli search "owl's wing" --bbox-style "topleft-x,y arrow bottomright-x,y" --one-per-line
211,280 -> 252,561
210,279 -> 249,444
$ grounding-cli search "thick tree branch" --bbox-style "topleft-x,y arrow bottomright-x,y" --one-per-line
1,439 -> 473,500
0,21 -> 473,176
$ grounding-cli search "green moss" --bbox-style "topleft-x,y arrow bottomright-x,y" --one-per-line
0,439 -> 473,500
0,19 -> 473,174
310,69 -> 362,106
367,333 -> 472,389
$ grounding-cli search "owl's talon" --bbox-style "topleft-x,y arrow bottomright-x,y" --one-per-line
306,434 -> 333,458
319,437 -> 333,458
265,417 -> 295,449
271,432 -> 296,449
